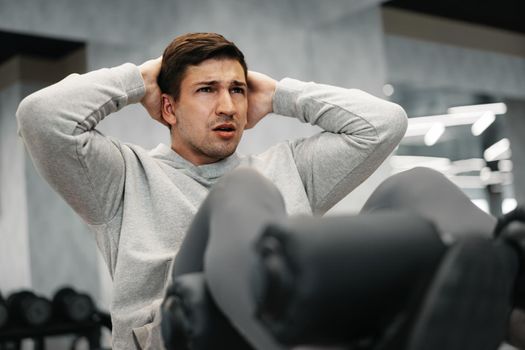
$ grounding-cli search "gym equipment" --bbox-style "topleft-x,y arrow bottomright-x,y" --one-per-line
160,167 -> 525,350
253,212 -> 446,346
253,218 -> 517,350
165,168 -> 287,350
402,237 -> 516,350
161,273 -> 252,350
52,287 -> 95,323
6,291 -> 52,327
0,294 -> 8,329
0,288 -> 110,350
495,206 -> 525,308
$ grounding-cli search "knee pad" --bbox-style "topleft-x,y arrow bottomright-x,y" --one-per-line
252,212 -> 445,346
161,273 -> 252,350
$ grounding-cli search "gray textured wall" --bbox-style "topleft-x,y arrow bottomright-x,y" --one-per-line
0,80 -> 31,293
385,34 -> 525,99
0,0 -> 389,318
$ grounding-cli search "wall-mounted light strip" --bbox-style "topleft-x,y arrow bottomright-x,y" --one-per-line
389,156 -> 512,188
502,198 -> 518,214
484,138 -> 511,162
471,111 -> 496,136
424,123 -> 445,146
406,112 -> 483,137
390,155 -> 451,173
405,102 -> 507,142
447,102 -> 507,115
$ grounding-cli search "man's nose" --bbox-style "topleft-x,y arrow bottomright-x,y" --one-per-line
216,90 -> 236,117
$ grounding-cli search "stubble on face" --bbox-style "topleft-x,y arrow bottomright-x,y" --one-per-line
169,59 -> 248,165
174,113 -> 240,161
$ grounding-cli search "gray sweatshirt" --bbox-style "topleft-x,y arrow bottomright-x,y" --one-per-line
16,63 -> 407,349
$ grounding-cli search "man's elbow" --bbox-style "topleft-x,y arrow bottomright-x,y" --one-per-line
386,102 -> 408,145
16,94 -> 39,137
16,90 -> 54,139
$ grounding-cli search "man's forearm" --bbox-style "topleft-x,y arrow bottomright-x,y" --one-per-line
272,78 -> 408,214
273,78 -> 407,142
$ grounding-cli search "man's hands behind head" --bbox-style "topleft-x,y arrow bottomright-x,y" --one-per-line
139,56 -> 168,127
139,57 -> 277,130
246,71 -> 276,129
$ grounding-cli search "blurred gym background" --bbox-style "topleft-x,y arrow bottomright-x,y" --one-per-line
0,0 -> 524,348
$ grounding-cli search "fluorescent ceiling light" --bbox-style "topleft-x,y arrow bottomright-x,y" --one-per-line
382,84 -> 394,97
502,198 -> 518,214
451,158 -> 486,174
405,123 -> 434,137
480,166 -> 492,182
448,102 -> 507,115
410,112 -> 484,127
406,112 -> 484,137
405,102 -> 506,139
498,159 -> 513,172
471,199 -> 489,213
390,156 -> 485,175
448,175 -> 485,189
390,156 -> 510,188
484,138 -> 511,162
478,168 -> 511,186
390,155 -> 451,173
471,111 -> 496,136
424,123 -> 445,146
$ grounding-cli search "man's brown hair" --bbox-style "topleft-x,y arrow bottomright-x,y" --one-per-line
158,32 -> 248,100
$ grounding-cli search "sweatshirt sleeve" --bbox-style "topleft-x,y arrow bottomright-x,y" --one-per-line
16,63 -> 146,225
273,78 -> 408,215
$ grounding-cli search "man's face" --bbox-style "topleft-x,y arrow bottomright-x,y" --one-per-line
164,58 -> 248,165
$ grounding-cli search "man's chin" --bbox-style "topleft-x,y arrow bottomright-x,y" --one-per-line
204,144 -> 239,162
217,148 -> 237,160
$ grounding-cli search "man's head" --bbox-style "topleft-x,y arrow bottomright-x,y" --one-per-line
158,33 -> 249,165
158,33 -> 247,100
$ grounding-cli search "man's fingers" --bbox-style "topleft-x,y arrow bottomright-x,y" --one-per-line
140,56 -> 168,127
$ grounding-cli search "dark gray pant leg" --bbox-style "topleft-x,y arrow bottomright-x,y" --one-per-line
172,167 -> 287,350
361,167 -> 497,239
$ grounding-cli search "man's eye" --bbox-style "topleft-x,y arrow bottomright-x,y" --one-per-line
231,87 -> 245,94
197,87 -> 213,93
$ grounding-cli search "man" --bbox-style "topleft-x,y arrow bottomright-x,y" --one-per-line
16,32 -> 408,349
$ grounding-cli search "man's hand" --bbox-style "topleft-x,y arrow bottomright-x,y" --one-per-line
246,71 -> 277,129
139,56 -> 168,126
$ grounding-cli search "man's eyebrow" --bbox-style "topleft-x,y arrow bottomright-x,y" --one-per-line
230,80 -> 247,87
192,80 -> 247,87
193,80 -> 219,86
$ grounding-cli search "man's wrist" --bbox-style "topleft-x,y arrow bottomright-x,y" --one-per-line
111,63 -> 147,105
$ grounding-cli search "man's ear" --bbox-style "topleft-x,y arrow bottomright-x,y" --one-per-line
161,94 -> 177,126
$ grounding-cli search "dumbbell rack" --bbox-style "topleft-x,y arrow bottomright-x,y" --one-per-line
0,314 -> 106,350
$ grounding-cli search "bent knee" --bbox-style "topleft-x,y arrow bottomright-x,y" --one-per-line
364,167 -> 450,211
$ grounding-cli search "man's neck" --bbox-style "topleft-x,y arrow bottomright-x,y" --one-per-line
170,145 -> 227,166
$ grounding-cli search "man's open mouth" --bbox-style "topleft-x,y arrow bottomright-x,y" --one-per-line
212,123 -> 236,139
212,123 -> 236,132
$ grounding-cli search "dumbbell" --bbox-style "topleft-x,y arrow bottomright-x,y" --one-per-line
7,291 -> 52,327
53,287 -> 95,323
0,293 -> 8,329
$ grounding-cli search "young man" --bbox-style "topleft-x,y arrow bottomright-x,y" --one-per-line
16,33 -> 408,349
